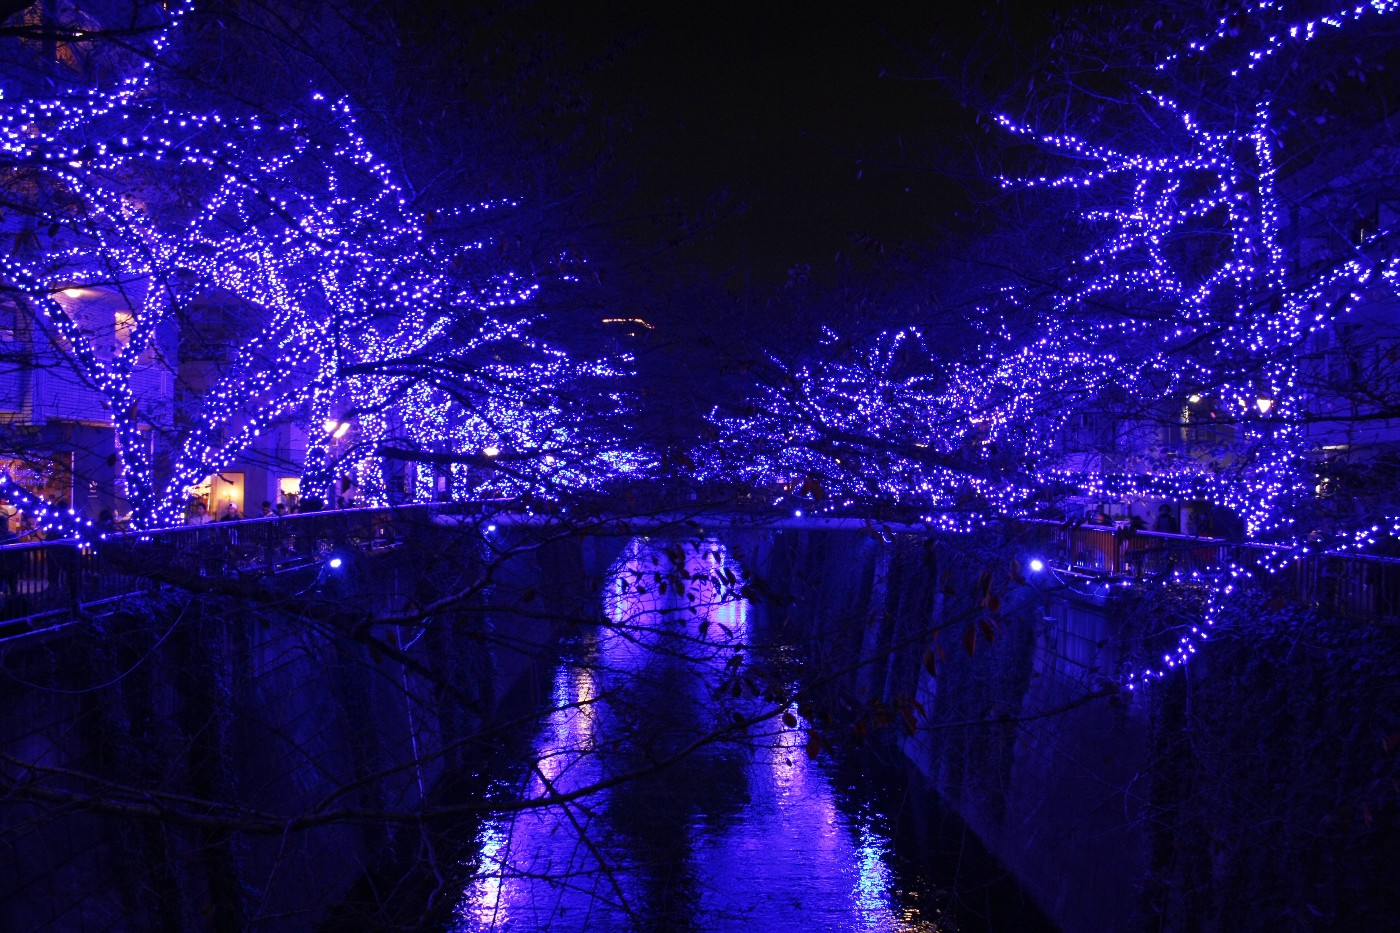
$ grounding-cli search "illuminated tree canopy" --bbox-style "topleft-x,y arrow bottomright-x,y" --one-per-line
700,0 -> 1400,544
0,1 -> 637,531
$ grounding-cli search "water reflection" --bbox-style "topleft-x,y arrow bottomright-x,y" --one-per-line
453,537 -> 948,932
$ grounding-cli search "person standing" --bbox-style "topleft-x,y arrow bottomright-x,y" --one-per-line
0,497 -> 16,539
45,500 -> 79,605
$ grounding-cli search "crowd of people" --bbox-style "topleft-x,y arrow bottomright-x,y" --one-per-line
0,490 -> 364,534
1077,502 -> 1235,536
184,492 -> 363,525
0,495 -> 76,542
1086,504 -> 1181,532
185,499 -> 289,524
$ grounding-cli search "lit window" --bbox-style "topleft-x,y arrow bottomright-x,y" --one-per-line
115,310 -> 135,348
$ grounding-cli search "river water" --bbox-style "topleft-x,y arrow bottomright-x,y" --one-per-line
448,537 -> 1053,933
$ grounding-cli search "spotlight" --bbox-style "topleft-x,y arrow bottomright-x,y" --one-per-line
1029,558 -> 1045,573
327,556 -> 343,569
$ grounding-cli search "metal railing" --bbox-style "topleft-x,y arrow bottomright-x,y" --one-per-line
112,505 -> 441,577
0,540 -> 144,623
6,503 -> 1400,629
0,504 -> 453,628
1018,519 -> 1400,618
1017,522 -> 1251,577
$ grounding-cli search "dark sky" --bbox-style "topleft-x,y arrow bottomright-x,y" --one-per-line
477,2 -> 1060,292
409,1 -> 1064,426
597,6 -> 961,272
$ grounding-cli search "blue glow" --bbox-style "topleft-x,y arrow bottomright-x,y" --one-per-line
686,0 -> 1400,690
0,6 -> 643,535
454,538 -> 938,931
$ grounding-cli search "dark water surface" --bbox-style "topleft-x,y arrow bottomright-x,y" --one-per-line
449,538 -> 1054,932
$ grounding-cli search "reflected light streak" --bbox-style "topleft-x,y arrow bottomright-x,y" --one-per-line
455,537 -> 944,932
457,821 -> 512,930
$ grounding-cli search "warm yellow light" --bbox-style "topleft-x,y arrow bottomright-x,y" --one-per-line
114,310 -> 135,346
1256,397 -> 1274,415
62,287 -> 83,298
483,446 -> 500,458
1187,393 -> 1202,404
332,422 -> 351,439
544,455 -> 555,465
323,418 -> 339,433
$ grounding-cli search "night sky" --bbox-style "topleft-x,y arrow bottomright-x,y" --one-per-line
589,5 -> 964,274
446,2 -> 1061,291
393,1 -> 1066,425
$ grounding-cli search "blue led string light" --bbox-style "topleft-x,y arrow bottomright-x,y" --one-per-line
695,0 -> 1400,688
1,3 -> 638,537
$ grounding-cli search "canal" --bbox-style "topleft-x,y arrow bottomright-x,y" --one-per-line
446,537 -> 1055,932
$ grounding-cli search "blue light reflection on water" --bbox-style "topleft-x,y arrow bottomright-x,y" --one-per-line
452,537 -> 949,932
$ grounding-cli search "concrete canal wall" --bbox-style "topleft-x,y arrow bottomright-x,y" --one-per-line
3,519 -> 1393,932
739,527 -> 1400,933
0,520 -> 596,932
742,528 -> 1151,931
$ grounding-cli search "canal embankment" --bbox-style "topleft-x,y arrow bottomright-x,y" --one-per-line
0,518 -> 595,931
3,519 -> 1395,932
738,526 -> 1400,933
